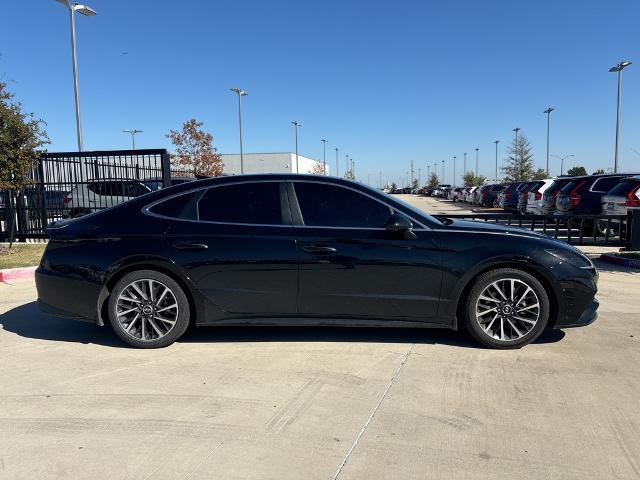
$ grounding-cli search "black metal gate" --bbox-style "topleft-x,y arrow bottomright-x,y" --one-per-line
435,213 -> 635,249
0,149 -> 183,241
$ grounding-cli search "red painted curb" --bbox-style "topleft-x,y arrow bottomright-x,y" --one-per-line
599,254 -> 640,269
0,266 -> 37,282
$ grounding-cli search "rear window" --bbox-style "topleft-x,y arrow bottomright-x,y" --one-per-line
606,179 -> 639,197
559,181 -> 581,195
591,176 -> 625,193
546,180 -> 569,195
149,191 -> 200,220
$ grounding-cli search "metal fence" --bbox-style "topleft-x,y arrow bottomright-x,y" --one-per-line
1,149 -> 193,241
435,212 -> 635,249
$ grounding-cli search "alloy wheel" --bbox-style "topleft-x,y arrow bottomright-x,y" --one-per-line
115,279 -> 179,341
475,278 -> 540,341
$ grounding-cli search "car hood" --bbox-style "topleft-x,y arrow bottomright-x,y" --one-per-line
437,218 -> 547,239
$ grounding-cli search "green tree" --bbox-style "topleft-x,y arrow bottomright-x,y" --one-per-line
532,168 -> 548,180
0,82 -> 50,245
463,171 -> 486,187
593,168 -> 605,175
427,172 -> 439,188
389,182 -> 397,192
167,119 -> 223,176
411,178 -> 419,189
502,133 -> 535,181
567,166 -> 587,176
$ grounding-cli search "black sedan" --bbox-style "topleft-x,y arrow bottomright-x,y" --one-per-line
36,174 -> 598,349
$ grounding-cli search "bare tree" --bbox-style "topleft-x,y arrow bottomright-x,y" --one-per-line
166,119 -> 223,177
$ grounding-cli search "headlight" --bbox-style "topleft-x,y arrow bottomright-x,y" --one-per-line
545,248 -> 593,269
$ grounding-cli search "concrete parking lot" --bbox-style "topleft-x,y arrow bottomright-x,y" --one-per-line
0,199 -> 639,479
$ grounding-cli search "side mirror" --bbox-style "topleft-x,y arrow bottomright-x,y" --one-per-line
385,213 -> 417,240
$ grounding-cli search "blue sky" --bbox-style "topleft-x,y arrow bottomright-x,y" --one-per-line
1,0 -> 639,186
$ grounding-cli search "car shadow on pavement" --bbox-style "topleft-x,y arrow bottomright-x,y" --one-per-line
0,301 -> 565,349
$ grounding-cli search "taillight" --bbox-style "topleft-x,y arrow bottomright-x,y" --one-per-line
534,191 -> 542,201
504,192 -> 512,200
63,195 -> 72,204
569,181 -> 586,206
482,191 -> 488,197
625,185 -> 640,207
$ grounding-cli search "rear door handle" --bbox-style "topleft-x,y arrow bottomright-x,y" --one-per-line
172,242 -> 209,251
302,245 -> 337,255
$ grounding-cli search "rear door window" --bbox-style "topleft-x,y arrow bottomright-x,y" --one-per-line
198,182 -> 284,225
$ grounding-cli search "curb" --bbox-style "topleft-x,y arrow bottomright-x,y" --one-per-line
599,254 -> 640,270
0,266 -> 38,282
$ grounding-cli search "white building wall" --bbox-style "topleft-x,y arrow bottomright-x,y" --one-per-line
220,153 -> 329,175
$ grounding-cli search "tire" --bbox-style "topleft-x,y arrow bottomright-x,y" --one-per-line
108,270 -> 191,348
462,268 -> 549,349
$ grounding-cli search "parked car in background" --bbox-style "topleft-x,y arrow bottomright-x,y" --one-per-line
598,175 -> 640,235
500,182 -> 527,212
478,184 -> 504,207
37,174 -> 599,349
541,177 -> 574,215
143,177 -> 196,191
464,186 -> 478,203
526,179 -> 555,215
450,187 -> 465,202
64,179 -> 152,218
556,174 -> 632,215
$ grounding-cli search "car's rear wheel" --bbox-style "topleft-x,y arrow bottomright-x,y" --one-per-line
108,270 -> 190,348
463,268 -> 549,349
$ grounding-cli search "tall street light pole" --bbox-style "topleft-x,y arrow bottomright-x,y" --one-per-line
543,107 -> 554,176
335,147 -> 339,177
513,128 -> 521,165
291,121 -> 301,173
230,88 -> 248,174
493,140 -> 500,181
551,154 -> 574,176
122,129 -> 142,150
427,164 -> 430,179
418,168 -> 421,187
453,156 -> 456,187
475,148 -> 479,176
609,61 -> 632,173
463,152 -> 467,178
321,139 -> 327,175
56,0 -> 97,152
441,160 -> 445,184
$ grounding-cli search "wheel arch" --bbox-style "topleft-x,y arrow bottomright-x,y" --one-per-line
98,259 -> 201,327
450,259 -> 560,331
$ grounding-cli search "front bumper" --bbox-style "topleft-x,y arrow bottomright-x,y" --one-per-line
556,298 -> 599,328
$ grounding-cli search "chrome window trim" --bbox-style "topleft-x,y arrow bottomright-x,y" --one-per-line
289,179 -> 431,230
143,178 -> 431,231
589,176 -> 624,194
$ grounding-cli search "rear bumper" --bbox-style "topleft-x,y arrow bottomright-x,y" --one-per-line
35,267 -> 102,325
556,298 -> 599,329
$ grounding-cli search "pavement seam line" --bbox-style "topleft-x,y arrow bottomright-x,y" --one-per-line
332,343 -> 415,480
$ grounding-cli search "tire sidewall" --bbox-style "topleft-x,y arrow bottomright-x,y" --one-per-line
108,270 -> 190,348
464,268 -> 550,349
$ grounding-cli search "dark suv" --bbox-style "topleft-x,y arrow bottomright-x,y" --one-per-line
478,184 -> 504,207
500,182 -> 526,212
555,174 -> 635,215
541,177 -> 574,215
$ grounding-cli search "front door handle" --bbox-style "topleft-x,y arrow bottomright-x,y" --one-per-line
172,241 -> 209,251
302,245 -> 337,255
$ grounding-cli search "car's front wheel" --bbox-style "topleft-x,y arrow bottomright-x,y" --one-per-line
108,270 -> 191,348
463,268 -> 549,348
